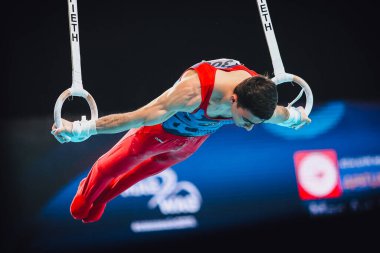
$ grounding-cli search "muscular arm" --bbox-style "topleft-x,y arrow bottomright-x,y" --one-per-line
265,105 -> 311,126
94,97 -> 173,134
96,79 -> 201,134
264,105 -> 289,124
52,77 -> 201,142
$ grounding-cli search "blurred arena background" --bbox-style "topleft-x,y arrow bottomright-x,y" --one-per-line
2,0 -> 380,252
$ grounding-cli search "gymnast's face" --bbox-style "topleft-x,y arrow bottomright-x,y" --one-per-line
230,95 -> 264,131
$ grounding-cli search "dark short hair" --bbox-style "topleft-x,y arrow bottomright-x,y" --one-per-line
233,75 -> 278,120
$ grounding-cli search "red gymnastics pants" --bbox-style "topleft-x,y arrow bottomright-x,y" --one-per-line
70,124 -> 209,223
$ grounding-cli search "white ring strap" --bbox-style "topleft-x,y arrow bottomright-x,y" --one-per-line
53,0 -> 98,128
256,0 -> 313,116
68,0 -> 82,90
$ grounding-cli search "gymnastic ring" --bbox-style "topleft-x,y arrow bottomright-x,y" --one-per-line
272,73 -> 313,116
54,87 -> 98,129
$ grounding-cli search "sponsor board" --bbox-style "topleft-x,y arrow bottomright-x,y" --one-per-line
294,149 -> 342,200
294,150 -> 380,215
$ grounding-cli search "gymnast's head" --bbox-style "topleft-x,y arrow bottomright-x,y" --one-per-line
230,75 -> 278,130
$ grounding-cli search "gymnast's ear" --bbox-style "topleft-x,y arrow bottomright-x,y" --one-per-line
230,94 -> 237,103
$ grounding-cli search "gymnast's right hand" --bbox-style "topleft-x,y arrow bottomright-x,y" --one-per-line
51,119 -> 74,143
51,118 -> 97,143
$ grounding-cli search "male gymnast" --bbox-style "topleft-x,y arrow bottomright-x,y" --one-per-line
51,58 -> 311,223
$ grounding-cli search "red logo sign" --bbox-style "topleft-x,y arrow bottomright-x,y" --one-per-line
294,149 -> 342,200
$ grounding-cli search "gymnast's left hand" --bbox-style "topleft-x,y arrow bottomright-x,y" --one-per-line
295,106 -> 312,129
51,119 -> 74,144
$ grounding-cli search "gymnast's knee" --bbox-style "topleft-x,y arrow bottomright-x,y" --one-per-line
153,154 -> 187,164
95,154 -> 143,178
92,158 -> 117,179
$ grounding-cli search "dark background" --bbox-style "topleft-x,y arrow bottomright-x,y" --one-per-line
4,0 -> 380,119
2,0 -> 380,252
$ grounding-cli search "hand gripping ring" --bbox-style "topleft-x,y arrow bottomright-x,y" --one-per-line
272,73 -> 313,116
54,88 -> 98,129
